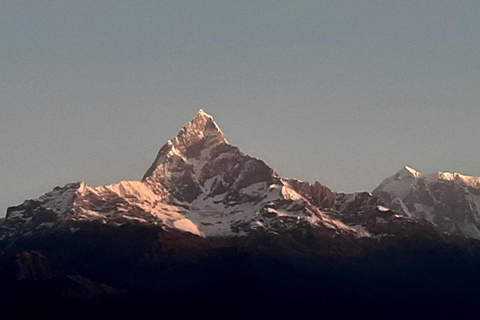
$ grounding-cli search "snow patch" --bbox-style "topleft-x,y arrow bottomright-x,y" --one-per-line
404,166 -> 421,178
171,219 -> 203,236
377,205 -> 391,212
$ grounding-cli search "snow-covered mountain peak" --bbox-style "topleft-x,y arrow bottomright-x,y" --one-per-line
392,166 -> 421,180
176,108 -> 228,148
143,110 -> 228,180
370,166 -> 422,203
196,108 -> 211,119
403,166 -> 421,178
190,109 -> 228,144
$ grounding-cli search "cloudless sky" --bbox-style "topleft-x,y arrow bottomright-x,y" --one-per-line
1,1 -> 479,216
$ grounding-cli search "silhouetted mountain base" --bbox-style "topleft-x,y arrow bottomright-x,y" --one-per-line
1,223 -> 480,319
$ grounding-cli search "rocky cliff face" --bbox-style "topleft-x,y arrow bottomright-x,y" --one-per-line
284,179 -> 442,240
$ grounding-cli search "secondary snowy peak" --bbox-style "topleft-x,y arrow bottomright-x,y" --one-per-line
403,166 -> 421,178
392,166 -> 421,180
371,166 -> 421,200
374,167 -> 480,239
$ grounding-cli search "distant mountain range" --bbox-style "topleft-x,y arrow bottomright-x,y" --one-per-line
1,110 -> 479,319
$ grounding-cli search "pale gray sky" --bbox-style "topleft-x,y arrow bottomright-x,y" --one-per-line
1,1 -> 479,215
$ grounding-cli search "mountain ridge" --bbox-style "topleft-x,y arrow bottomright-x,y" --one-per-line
2,110 -> 480,319
1,111 -> 360,239
2,110 -> 479,242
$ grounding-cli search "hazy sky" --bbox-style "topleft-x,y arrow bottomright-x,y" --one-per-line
1,1 -> 479,216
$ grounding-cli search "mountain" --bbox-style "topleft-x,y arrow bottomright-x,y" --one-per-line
0,110 -> 382,240
1,111 -> 480,319
2,110 -> 442,243
373,166 -> 480,239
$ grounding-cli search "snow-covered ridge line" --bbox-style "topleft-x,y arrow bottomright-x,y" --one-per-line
399,165 -> 480,187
